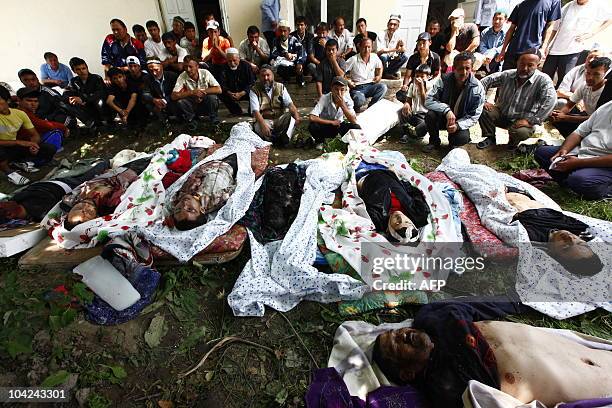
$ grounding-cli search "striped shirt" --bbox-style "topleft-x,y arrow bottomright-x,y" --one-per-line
480,69 -> 557,124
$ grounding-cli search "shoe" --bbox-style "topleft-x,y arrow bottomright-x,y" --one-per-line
422,144 -> 439,153
13,161 -> 40,173
399,134 -> 410,144
7,171 -> 30,186
297,76 -> 306,87
186,121 -> 198,132
476,137 -> 495,149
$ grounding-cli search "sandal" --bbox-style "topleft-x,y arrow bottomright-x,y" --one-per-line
476,137 -> 495,149
7,171 -> 30,186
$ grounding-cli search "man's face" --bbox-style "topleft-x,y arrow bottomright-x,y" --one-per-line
173,194 -> 202,223
297,22 -> 307,34
20,74 -> 39,88
0,97 -> 10,114
325,44 -> 338,58
260,68 -> 274,86
335,19 -> 345,33
427,23 -> 440,37
19,96 -> 39,113
416,39 -> 430,52
111,22 -> 127,41
454,59 -> 473,82
163,38 -> 177,52
450,16 -> 465,28
148,63 -> 162,79
377,328 -> 434,383
248,32 -> 260,44
128,64 -> 142,77
110,74 -> 127,88
73,64 -> 89,79
387,20 -> 399,33
227,54 -> 240,69
148,26 -> 161,41
415,72 -> 429,82
517,54 -> 539,79
492,13 -> 506,30
360,39 -> 372,57
332,83 -> 347,98
186,60 -> 200,80
356,21 -> 367,34
172,20 -> 184,35
134,31 -> 148,44
548,230 -> 595,262
207,28 -> 218,39
279,27 -> 290,40
0,201 -> 27,220
66,202 -> 98,227
46,55 -> 59,70
585,64 -> 606,87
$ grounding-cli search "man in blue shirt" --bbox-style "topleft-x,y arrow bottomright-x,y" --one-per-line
497,0 -> 561,70
40,52 -> 73,88
261,0 -> 280,52
478,11 -> 507,73
101,18 -> 146,84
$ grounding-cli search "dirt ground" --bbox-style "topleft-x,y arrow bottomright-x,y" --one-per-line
1,120 -> 610,408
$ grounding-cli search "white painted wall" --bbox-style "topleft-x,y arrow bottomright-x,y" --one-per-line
2,0 -> 164,88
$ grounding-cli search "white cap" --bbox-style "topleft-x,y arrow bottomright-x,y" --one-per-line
278,19 -> 291,29
449,8 -> 465,19
226,47 -> 239,55
126,56 -> 140,65
388,14 -> 401,23
206,20 -> 219,30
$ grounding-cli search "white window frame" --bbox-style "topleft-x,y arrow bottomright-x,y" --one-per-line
289,0 -> 359,31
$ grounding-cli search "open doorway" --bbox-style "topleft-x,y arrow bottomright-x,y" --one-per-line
192,0 -> 227,37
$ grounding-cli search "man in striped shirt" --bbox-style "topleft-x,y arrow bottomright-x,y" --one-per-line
477,50 -> 556,149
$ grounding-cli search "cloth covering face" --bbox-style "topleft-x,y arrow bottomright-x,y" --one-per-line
437,148 -> 612,319
139,122 -> 270,262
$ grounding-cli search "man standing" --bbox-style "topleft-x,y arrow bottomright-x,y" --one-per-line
345,38 -> 387,113
40,52 -> 73,88
171,56 -> 221,128
218,49 -> 256,115
444,9 -> 482,70
261,0 -> 280,49
477,51 -> 557,149
144,20 -> 166,60
497,0 -> 561,71
400,32 -> 441,89
424,52 -> 485,152
249,65 -> 300,146
377,14 -> 408,80
160,32 -> 188,73
330,17 -> 353,60
307,22 -> 330,79
65,57 -> 108,127
142,58 -> 178,122
239,26 -> 271,73
551,57 -> 611,136
202,20 -> 232,80
535,100 -> 612,200
478,11 -> 507,73
542,0 -> 612,86
101,18 -> 146,82
270,20 -> 307,86
309,76 -> 360,146
315,39 -> 346,99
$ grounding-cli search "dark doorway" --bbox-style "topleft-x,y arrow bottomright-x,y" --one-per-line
427,0 -> 459,31
192,0 -> 225,37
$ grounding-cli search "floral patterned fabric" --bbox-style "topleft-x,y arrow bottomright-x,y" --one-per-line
150,224 -> 247,259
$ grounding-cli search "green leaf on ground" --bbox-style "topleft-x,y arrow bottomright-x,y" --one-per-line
144,314 -> 167,348
41,370 -> 70,387
4,334 -> 32,358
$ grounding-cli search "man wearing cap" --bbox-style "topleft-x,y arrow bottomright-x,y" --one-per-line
168,16 -> 185,41
249,65 -> 300,146
400,32 -> 441,90
270,20 -> 307,87
142,58 -> 178,123
202,20 -> 232,80
160,32 -> 188,73
308,76 -> 360,145
126,56 -> 150,91
239,25 -> 271,73
261,0 -> 280,50
218,48 -> 256,115
377,14 -> 408,80
424,51 -> 485,152
477,50 -> 556,149
101,18 -> 146,82
497,0 -> 561,71
65,57 -> 108,128
444,9 -> 482,71
345,37 -> 387,113
171,55 -> 222,127
17,87 -> 69,144
478,10 -> 508,73
106,67 -> 148,127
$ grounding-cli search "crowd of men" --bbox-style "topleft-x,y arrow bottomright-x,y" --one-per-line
0,0 -> 610,198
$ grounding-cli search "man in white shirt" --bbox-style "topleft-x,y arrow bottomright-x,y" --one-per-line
144,20 -> 166,60
551,57 -> 610,136
345,38 -> 387,113
556,47 -> 605,109
542,0 -> 612,85
171,56 -> 221,128
160,32 -> 188,73
308,76 -> 360,145
377,14 -> 408,80
536,99 -> 612,199
239,25 -> 270,73
330,17 -> 353,60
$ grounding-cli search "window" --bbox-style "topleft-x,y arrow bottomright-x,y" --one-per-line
327,0 -> 354,30
292,0 -> 355,30
294,0 -> 321,30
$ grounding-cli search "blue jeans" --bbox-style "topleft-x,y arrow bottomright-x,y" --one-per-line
380,53 -> 408,76
535,145 -> 612,200
350,82 -> 388,110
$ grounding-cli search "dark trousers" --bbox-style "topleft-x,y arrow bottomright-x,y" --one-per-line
56,160 -> 111,188
308,121 -> 361,143
425,110 -> 470,147
277,64 -> 303,82
263,31 -> 276,51
219,92 -> 250,115
380,53 -> 408,76
542,52 -> 581,87
535,145 -> 612,199
553,114 -> 586,137
176,95 -> 219,122
144,98 -> 178,120
401,111 -> 428,138
478,105 -> 535,145
0,143 -> 57,166
502,53 -> 519,71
